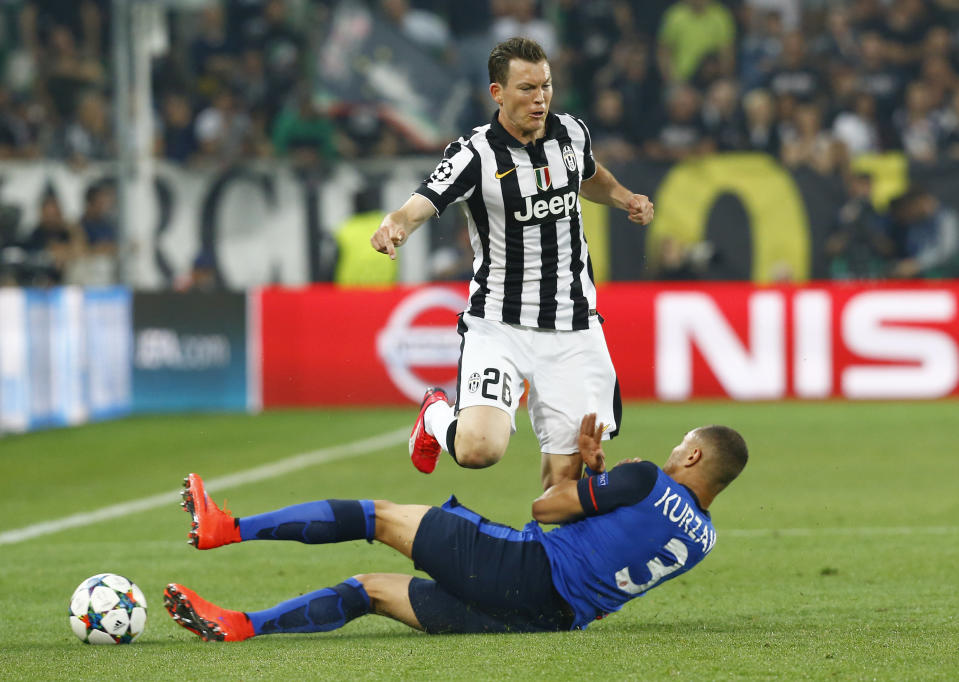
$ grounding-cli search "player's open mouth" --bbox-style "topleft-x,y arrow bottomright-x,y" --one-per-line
530,111 -> 545,119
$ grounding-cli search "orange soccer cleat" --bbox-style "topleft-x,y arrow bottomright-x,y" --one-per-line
409,387 -> 449,474
180,473 -> 242,549
164,583 -> 255,642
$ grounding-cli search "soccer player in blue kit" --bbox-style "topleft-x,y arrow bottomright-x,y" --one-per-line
164,415 -> 747,639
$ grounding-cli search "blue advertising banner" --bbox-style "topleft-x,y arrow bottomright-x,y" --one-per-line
132,292 -> 250,412
0,286 -> 130,434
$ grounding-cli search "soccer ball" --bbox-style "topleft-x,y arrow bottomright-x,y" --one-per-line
68,573 -> 147,644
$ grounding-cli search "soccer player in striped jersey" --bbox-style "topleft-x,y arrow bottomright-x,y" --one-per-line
371,37 -> 655,489
164,415 -> 747,639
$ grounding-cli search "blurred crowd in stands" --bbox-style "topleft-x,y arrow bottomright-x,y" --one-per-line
0,0 -> 957,285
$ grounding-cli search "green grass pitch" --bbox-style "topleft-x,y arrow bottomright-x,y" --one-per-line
1,402 -> 957,680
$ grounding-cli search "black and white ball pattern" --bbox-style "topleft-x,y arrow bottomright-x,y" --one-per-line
429,159 -> 454,183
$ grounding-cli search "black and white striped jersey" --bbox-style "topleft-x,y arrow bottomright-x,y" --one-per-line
414,111 -> 599,331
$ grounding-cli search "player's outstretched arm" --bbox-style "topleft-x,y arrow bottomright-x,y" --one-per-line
580,161 -> 654,225
532,413 -> 605,523
370,193 -> 437,260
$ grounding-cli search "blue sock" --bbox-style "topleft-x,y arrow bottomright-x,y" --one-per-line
247,578 -> 371,635
237,499 -> 375,543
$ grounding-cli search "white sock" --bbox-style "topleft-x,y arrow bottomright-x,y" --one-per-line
424,400 -> 455,452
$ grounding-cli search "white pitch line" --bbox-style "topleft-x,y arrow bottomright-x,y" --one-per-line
0,427 -> 409,546
724,526 -> 959,538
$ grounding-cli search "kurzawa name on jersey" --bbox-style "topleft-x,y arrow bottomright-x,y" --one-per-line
653,485 -> 717,554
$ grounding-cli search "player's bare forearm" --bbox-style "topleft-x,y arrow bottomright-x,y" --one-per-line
370,193 -> 436,260
531,479 -> 584,524
580,162 -> 654,225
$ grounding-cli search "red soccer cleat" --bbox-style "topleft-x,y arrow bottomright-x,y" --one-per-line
164,583 -> 255,642
180,473 -> 242,550
409,387 -> 449,474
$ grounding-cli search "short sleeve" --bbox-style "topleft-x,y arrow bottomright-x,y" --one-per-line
413,139 -> 479,216
577,461 -> 659,517
575,117 -> 597,181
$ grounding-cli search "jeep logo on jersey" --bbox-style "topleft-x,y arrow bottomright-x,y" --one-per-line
534,166 -> 551,191
562,144 -> 576,171
513,190 -> 577,223
375,287 -> 465,402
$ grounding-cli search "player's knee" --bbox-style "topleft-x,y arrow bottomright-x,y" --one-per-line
352,573 -> 377,594
453,424 -> 508,468
371,499 -> 396,515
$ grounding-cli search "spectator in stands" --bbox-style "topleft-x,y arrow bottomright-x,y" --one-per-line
940,88 -> 959,158
0,86 -> 35,159
19,0 -> 105,62
194,88 -> 252,166
157,92 -> 198,164
856,31 -> 904,129
73,181 -> 118,285
271,89 -> 339,167
175,250 -> 222,292
338,104 -> 403,160
918,53 -> 958,115
491,0 -> 559,58
702,78 -> 747,151
765,31 -> 823,102
921,25 -> 956,67
380,0 -> 450,57
590,88 -> 639,164
825,172 -> 896,279
742,88 -> 781,155
255,0 -> 306,112
592,39 -> 662,146
430,221 -> 473,282
780,101 -> 841,175
833,91 -> 882,155
809,5 -> 860,69
40,24 -> 105,123
190,3 -> 238,100
893,80 -> 941,162
738,7 -> 784,92
888,187 -> 959,278
560,1 -> 640,103
50,89 -> 112,165
657,0 -> 736,85
79,182 -> 117,256
849,0 -> 887,35
233,48 -> 269,116
881,0 -> 933,69
18,190 -> 84,285
645,84 -> 716,161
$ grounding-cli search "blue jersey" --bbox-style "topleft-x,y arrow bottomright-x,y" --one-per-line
525,462 -> 716,629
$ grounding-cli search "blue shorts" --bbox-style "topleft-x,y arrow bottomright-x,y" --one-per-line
408,496 -> 574,634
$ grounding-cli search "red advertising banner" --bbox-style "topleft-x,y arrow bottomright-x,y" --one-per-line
258,282 -> 959,406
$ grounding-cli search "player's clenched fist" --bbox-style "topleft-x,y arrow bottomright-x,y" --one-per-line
370,217 -> 408,260
626,194 -> 654,225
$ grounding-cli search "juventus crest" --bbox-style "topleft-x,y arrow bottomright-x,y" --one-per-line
562,143 -> 577,171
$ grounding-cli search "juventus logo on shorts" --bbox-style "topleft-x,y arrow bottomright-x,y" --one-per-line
562,143 -> 577,171
467,372 -> 481,393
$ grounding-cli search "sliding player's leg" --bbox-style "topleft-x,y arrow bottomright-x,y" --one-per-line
183,473 -> 437,557
181,473 -> 377,550
164,573 -> 420,641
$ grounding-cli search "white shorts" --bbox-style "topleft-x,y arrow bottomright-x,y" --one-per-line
454,313 -> 621,455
